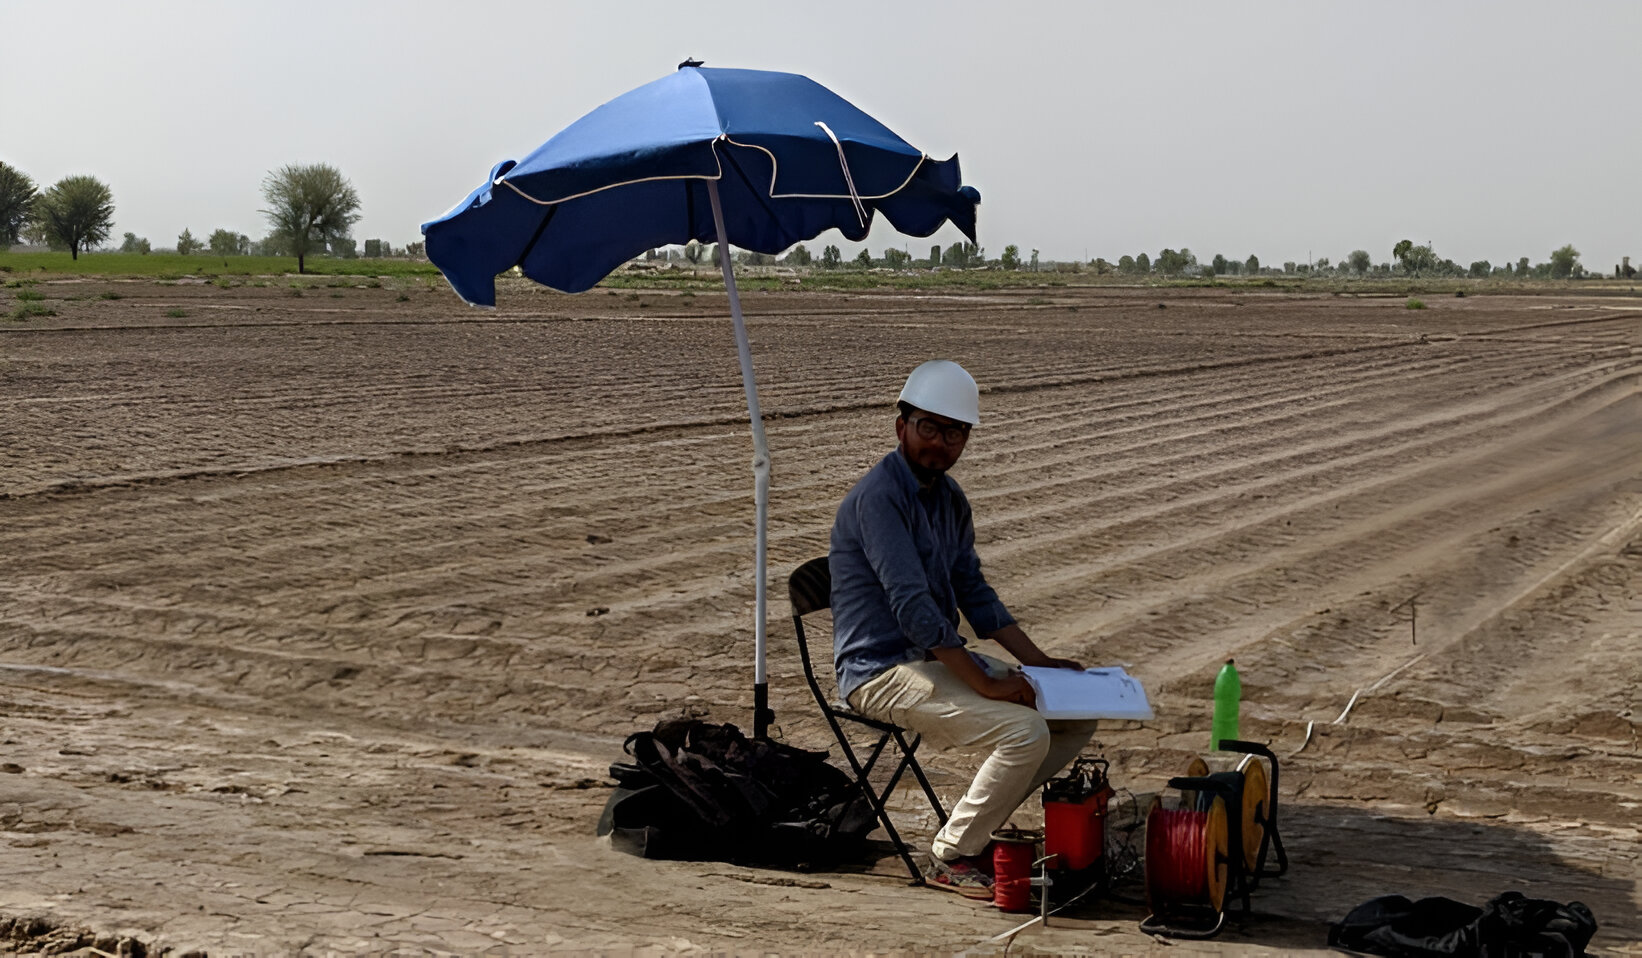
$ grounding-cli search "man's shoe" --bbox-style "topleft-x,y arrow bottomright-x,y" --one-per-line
927,854 -> 994,899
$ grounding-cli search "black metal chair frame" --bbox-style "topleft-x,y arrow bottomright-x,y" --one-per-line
788,556 -> 948,885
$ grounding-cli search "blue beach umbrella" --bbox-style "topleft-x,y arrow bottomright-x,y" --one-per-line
422,62 -> 980,737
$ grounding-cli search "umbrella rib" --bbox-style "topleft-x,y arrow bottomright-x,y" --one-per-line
513,202 -> 560,270
721,134 -> 927,201
719,152 -> 789,247
497,146 -> 727,207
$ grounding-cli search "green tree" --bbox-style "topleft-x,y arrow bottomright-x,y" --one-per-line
176,227 -> 202,255
999,244 -> 1021,270
1348,249 -> 1372,276
1549,244 -> 1580,279
0,161 -> 38,246
782,243 -> 812,267
820,244 -> 841,269
1245,253 -> 1259,274
929,244 -> 940,267
1516,256 -> 1530,277
882,247 -> 911,269
363,238 -> 384,258
1394,241 -> 1436,275
1468,260 -> 1492,278
1029,249 -> 1040,272
942,242 -> 981,268
260,163 -> 361,274
208,229 -> 249,255
1211,253 -> 1228,275
1156,248 -> 1195,276
33,175 -> 115,259
1135,252 -> 1151,273
1117,254 -> 1136,274
853,248 -> 873,268
121,232 -> 150,254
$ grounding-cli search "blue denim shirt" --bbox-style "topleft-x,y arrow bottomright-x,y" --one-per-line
828,450 -> 1015,702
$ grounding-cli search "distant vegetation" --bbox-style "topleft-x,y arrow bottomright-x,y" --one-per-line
3,153 -> 1637,287
0,251 -> 439,278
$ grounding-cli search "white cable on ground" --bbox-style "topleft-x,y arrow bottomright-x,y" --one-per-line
1295,652 -> 1427,755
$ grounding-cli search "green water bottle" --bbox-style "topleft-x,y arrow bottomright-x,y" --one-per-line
1212,659 -> 1241,751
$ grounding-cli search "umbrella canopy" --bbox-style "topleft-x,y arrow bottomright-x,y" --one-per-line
421,63 -> 979,737
422,64 -> 979,305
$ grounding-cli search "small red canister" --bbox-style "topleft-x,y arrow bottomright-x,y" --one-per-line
990,827 -> 1041,913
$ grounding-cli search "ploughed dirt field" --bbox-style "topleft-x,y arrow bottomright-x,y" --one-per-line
1,277 -> 1639,956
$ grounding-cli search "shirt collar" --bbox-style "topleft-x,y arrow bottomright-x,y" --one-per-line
886,447 -> 951,503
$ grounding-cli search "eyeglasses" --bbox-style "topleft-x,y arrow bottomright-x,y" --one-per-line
908,415 -> 971,445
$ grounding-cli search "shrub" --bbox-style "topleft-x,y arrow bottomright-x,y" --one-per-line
166,308 -> 187,318
9,301 -> 54,319
1406,298 -> 1426,310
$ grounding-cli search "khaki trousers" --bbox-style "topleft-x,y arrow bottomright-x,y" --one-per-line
848,652 -> 1099,862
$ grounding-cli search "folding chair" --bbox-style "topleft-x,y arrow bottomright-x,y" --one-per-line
788,556 -> 948,884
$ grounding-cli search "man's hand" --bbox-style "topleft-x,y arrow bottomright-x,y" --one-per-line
983,672 -> 1037,708
982,624 -> 1084,672
930,646 -> 1037,709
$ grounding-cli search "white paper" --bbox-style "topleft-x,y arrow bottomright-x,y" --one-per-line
1021,666 -> 1154,721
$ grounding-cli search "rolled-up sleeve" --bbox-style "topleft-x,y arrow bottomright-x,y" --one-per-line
854,490 -> 966,652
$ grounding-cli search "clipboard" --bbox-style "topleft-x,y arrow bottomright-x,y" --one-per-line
1021,665 -> 1154,720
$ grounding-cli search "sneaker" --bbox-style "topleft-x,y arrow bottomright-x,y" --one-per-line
927,854 -> 994,899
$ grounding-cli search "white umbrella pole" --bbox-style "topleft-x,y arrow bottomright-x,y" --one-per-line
706,180 -> 773,739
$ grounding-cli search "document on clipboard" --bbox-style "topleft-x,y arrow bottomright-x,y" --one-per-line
1021,666 -> 1154,721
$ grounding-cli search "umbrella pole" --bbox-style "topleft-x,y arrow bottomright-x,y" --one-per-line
706,180 -> 773,739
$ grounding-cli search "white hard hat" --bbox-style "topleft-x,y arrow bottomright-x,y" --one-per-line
898,360 -> 980,425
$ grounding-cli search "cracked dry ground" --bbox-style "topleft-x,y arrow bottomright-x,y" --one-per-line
0,278 -> 1638,956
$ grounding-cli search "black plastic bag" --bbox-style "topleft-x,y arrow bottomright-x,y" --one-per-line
596,719 -> 874,869
1329,890 -> 1597,957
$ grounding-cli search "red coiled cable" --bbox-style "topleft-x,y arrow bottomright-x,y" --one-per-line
1145,808 -> 1209,912
991,833 -> 1036,913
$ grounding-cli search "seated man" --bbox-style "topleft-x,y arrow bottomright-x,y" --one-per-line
829,359 -> 1097,898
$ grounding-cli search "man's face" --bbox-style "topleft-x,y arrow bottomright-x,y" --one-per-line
896,409 -> 971,474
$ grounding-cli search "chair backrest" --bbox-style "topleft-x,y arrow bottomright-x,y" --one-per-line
788,556 -> 832,618
788,556 -> 837,711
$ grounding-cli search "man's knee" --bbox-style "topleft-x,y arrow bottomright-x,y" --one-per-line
1051,719 -> 1101,745
999,711 -> 1052,760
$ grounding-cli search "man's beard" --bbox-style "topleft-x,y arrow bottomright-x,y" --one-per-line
901,447 -> 949,485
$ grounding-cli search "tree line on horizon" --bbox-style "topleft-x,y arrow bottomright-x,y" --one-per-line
0,160 -> 423,273
4,159 -> 1633,281
648,238 -> 1632,282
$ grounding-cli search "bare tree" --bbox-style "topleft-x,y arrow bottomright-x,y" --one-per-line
260,163 -> 361,274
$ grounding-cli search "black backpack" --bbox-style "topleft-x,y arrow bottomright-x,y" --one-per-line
1329,891 -> 1598,957
596,719 -> 876,869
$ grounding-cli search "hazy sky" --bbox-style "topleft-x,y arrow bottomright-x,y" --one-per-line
5,0 -> 1639,270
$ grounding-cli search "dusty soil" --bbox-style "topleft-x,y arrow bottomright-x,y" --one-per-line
0,277 -> 1638,956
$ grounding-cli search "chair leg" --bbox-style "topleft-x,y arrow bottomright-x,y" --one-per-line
823,719 -> 926,885
895,730 -> 949,826
859,730 -> 891,780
